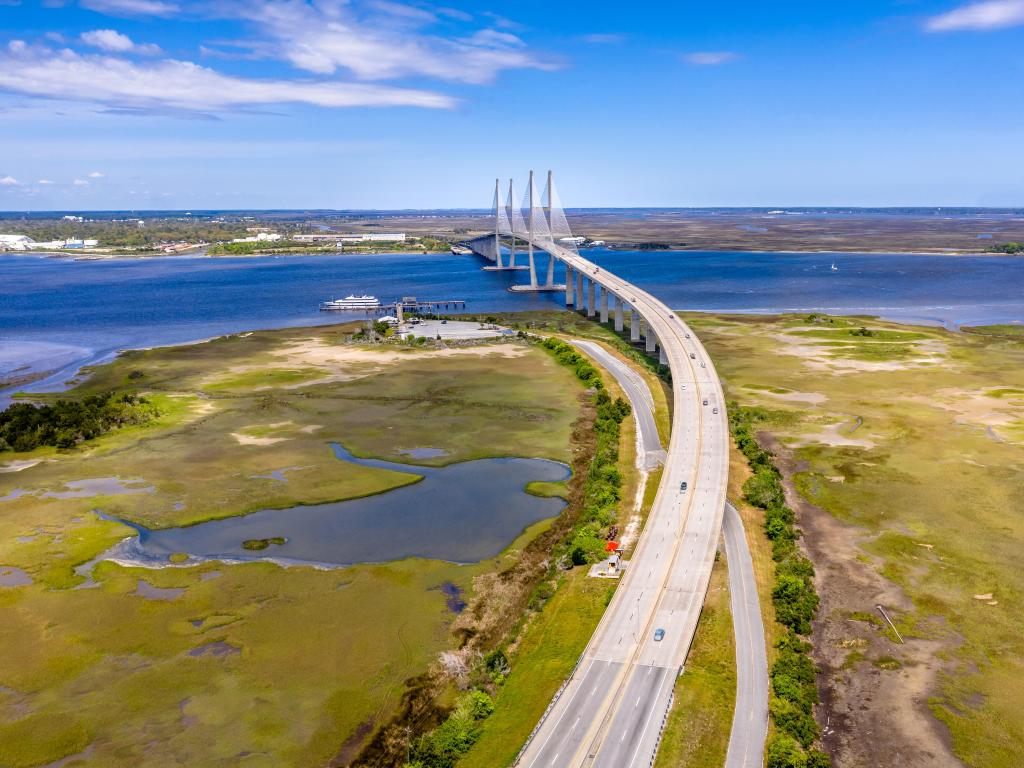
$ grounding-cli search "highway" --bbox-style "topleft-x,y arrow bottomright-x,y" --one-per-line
571,344 -> 768,768
723,502 -> 769,768
516,244 -> 729,768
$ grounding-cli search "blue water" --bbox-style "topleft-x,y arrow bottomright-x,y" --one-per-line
2,250 -> 1023,404
102,444 -> 569,567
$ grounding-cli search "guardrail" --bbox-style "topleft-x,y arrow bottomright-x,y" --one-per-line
511,652 -> 586,766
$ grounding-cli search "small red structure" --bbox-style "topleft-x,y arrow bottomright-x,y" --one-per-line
605,541 -> 621,553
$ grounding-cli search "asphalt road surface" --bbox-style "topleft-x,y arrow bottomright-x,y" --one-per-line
516,242 -> 729,768
571,341 -> 665,469
723,502 -> 769,768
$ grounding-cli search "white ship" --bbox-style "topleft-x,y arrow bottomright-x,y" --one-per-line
320,294 -> 381,311
450,245 -> 473,255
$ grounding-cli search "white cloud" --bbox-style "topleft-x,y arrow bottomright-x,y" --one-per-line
81,29 -> 161,55
0,175 -> 19,186
0,42 -> 454,114
81,0 -> 179,17
73,178 -> 90,186
239,1 -> 557,84
37,179 -> 55,184
926,0 -> 1024,31
681,51 -> 740,66
88,170 -> 105,177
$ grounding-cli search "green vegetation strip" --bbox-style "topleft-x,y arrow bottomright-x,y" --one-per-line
730,405 -> 831,768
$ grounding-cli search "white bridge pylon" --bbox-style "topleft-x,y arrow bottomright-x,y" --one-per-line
473,170 -> 576,291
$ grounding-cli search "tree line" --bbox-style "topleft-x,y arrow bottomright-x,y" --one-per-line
730,405 -> 831,768
0,392 -> 159,453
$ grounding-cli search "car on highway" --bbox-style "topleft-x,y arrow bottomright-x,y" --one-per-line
690,353 -> 696,359
713,407 -> 718,414
703,399 -> 709,406
701,362 -> 706,368
680,481 -> 687,492
653,628 -> 665,642
685,333 -> 691,339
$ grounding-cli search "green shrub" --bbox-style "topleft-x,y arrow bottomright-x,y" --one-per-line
0,391 -> 158,453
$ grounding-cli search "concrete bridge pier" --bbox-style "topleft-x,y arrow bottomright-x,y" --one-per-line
600,288 -> 609,323
576,272 -> 584,310
659,345 -> 668,365
565,265 -> 574,306
646,330 -> 657,354
587,280 -> 596,318
630,309 -> 641,342
614,296 -> 624,332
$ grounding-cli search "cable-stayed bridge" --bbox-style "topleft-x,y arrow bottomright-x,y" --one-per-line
464,172 -> 730,768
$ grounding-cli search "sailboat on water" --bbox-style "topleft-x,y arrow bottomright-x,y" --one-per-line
831,262 -> 838,272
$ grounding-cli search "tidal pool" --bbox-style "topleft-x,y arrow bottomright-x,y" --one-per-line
103,444 -> 568,567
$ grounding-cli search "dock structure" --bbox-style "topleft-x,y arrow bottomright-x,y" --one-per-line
319,296 -> 467,314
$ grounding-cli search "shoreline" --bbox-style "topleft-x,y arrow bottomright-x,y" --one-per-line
3,309 -> 1020,407
6,247 -> 1020,261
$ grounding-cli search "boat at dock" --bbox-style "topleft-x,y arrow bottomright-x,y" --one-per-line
320,294 -> 381,311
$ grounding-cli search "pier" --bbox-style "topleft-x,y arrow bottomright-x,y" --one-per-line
319,296 -> 467,314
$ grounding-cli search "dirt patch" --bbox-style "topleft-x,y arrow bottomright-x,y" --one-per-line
331,718 -> 376,767
0,459 -> 44,473
790,422 -> 878,450
760,431 -> 963,768
746,385 -> 828,405
770,333 -> 947,374
907,388 -> 1024,443
271,338 -> 528,369
230,432 -> 291,446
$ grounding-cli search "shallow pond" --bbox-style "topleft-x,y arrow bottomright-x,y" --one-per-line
103,444 -> 568,567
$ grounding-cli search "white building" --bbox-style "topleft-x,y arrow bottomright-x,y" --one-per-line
345,233 -> 406,243
0,234 -> 35,250
230,232 -> 282,244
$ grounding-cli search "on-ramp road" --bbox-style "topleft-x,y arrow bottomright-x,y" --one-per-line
723,502 -> 769,768
516,243 -> 729,768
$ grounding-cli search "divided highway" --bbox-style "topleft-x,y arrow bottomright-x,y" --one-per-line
516,245 -> 730,768
571,345 -> 768,768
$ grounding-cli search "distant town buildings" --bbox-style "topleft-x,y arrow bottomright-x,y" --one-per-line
294,232 -> 407,243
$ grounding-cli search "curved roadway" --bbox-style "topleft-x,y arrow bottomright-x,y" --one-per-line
515,244 -> 729,768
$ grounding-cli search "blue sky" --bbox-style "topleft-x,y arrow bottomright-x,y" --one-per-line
1,0 -> 1023,209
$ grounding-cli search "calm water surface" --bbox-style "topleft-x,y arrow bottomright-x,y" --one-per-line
101,444 -> 569,567
2,250 -> 1022,404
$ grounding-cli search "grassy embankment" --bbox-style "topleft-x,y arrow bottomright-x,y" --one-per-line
685,312 -> 1024,768
0,325 -> 585,768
